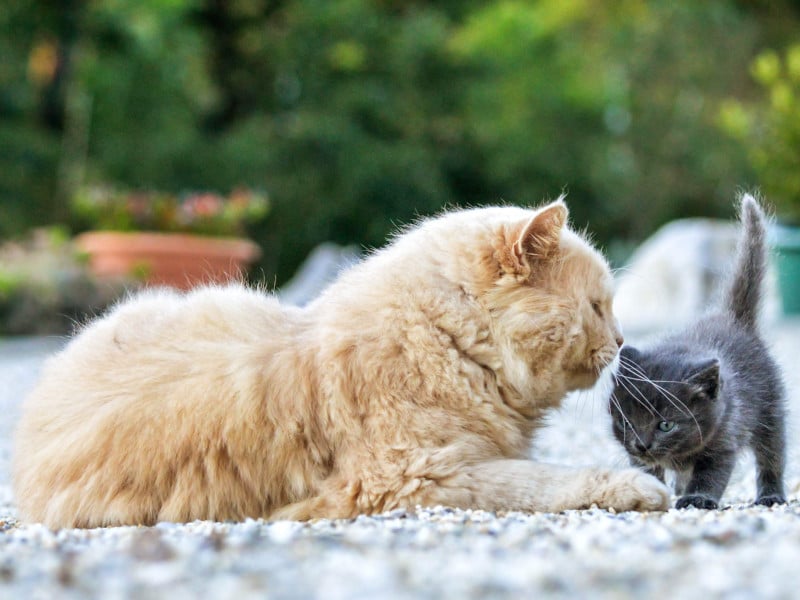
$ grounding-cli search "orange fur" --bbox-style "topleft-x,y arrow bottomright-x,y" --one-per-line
13,199 -> 668,528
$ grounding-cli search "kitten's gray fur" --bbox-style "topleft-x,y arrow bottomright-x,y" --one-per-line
610,194 -> 787,509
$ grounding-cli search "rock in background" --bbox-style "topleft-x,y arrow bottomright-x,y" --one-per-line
278,243 -> 361,307
613,218 -> 781,336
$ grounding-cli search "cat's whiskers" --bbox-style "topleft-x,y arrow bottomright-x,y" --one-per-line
617,357 -> 691,412
609,392 -> 648,451
609,394 -> 627,446
622,368 -> 703,388
571,365 -> 603,423
618,365 -> 694,420
617,357 -> 705,444
613,370 -> 659,417
616,370 -> 687,416
589,362 -> 615,423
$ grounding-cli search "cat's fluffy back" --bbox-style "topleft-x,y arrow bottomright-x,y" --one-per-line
13,284 -> 321,527
27,284 -> 298,409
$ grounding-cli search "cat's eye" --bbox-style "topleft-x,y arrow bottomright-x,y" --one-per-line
591,301 -> 602,317
658,421 -> 676,433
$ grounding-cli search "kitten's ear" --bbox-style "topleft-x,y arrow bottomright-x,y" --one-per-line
688,358 -> 721,399
509,201 -> 568,273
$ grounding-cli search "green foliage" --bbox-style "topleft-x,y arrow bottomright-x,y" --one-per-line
0,0 -> 796,282
452,1 -> 757,245
721,44 -> 800,223
0,2 -> 62,234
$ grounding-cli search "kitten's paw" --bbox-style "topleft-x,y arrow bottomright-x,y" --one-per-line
755,494 -> 786,507
676,494 -> 718,510
595,469 -> 670,512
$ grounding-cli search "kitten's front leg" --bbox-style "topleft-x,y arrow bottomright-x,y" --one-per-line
419,459 -> 669,513
675,451 -> 736,510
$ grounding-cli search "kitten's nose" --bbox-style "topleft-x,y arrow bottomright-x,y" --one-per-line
615,333 -> 624,348
634,440 -> 651,454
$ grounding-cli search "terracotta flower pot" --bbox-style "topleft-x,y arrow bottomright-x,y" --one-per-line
75,231 -> 261,290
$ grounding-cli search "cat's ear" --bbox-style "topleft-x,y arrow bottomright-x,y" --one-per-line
688,358 -> 721,399
509,201 -> 568,273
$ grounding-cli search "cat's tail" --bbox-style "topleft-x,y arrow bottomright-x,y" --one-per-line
724,193 -> 769,332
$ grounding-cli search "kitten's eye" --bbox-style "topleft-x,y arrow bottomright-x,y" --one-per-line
591,301 -> 602,317
658,421 -> 676,433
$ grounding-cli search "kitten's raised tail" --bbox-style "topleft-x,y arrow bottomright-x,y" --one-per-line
725,193 -> 768,331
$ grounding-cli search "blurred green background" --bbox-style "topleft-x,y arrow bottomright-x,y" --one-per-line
2,0 -> 800,285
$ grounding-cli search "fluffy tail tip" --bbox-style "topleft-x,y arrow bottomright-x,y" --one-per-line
739,193 -> 767,230
739,193 -> 761,214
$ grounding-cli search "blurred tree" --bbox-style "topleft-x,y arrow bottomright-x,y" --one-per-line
721,43 -> 800,223
0,0 -> 797,282
182,0 -> 490,279
450,1 -> 760,255
0,1 -> 64,233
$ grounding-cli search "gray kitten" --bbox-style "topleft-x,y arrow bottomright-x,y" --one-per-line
609,195 -> 786,509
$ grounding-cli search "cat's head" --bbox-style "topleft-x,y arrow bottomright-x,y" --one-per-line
610,345 -> 723,464
464,198 -> 624,394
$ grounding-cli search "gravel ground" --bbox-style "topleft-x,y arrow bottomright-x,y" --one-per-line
1,321 -> 799,600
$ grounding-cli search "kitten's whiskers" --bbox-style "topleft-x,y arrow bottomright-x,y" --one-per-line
613,370 -> 659,417
618,358 -> 690,413
610,392 -> 648,451
617,356 -> 704,444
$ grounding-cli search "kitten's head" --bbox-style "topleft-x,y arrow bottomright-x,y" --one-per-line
610,345 -> 723,465
454,198 -> 624,394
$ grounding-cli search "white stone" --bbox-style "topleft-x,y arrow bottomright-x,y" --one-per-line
613,218 -> 780,335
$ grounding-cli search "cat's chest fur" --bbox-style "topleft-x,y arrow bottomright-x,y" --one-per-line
310,283 -> 558,461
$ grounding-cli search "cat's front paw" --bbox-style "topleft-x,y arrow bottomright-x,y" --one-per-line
595,469 -> 670,512
676,494 -> 718,510
755,494 -> 786,507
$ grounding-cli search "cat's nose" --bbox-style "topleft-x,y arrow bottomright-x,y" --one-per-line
634,440 -> 651,454
614,318 -> 624,348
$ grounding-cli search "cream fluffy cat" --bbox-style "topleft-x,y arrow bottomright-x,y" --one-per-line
13,199 -> 669,528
